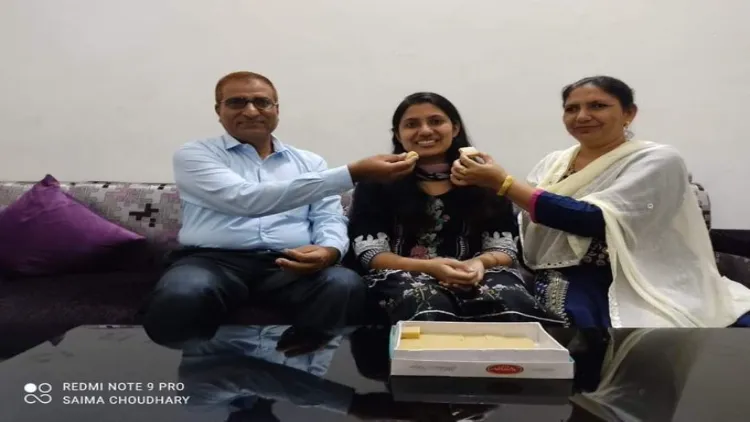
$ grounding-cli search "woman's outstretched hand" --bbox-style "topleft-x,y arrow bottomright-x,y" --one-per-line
450,152 -> 507,190
452,150 -> 539,214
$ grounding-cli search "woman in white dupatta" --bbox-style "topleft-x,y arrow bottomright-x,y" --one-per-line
451,76 -> 750,327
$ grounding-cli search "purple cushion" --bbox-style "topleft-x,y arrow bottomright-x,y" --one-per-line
0,175 -> 145,277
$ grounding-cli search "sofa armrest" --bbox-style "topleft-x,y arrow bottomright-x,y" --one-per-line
716,252 -> 750,288
711,230 -> 750,259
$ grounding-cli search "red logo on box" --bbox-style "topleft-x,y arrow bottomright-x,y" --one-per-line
486,364 -> 524,375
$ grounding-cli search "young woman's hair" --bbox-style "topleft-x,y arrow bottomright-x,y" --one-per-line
387,92 -> 504,239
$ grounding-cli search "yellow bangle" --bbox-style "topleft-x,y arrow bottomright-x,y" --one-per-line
497,175 -> 514,196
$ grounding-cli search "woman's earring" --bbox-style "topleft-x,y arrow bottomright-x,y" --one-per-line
624,122 -> 634,140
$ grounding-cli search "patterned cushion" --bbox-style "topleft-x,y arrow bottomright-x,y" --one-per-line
689,173 -> 711,229
0,175 -> 146,277
691,182 -> 711,229
0,181 -> 355,250
0,181 -> 181,250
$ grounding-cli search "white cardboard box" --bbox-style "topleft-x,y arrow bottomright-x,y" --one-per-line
389,321 -> 574,379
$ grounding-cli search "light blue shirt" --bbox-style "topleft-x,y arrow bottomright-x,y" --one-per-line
173,134 -> 354,257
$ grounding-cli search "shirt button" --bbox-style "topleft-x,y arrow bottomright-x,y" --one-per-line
647,203 -> 654,209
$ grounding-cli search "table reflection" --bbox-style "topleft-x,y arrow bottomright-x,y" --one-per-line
570,329 -> 711,421
177,325 -> 351,421
172,325 -> 749,422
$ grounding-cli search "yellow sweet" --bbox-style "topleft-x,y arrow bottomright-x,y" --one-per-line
458,147 -> 480,157
406,151 -> 419,160
400,326 -> 421,339
398,333 -> 535,350
458,147 -> 485,163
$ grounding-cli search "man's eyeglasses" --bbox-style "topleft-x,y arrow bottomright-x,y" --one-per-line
222,96 -> 277,111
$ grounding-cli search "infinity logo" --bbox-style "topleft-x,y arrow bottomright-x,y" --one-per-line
23,383 -> 52,404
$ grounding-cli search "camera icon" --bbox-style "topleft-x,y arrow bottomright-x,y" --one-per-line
23,383 -> 52,404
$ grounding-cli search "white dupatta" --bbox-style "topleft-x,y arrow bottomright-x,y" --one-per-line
519,140 -> 750,327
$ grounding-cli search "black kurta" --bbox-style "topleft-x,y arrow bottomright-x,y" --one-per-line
347,181 -> 563,325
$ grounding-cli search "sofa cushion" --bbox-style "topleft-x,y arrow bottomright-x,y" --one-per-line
689,174 -> 711,229
0,180 -> 184,250
0,175 -> 147,277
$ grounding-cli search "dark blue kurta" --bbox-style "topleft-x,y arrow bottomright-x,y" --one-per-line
529,189 -> 750,327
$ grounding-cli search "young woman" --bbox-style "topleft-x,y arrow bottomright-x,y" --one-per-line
346,92 -> 562,325
451,76 -> 750,327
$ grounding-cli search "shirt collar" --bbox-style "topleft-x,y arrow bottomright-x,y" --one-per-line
222,134 -> 288,154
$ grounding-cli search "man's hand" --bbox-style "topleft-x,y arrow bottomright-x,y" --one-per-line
348,153 -> 418,183
275,245 -> 339,274
276,326 -> 333,357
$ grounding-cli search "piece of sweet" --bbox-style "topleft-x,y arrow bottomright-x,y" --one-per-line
400,326 -> 421,339
406,151 -> 419,160
459,147 -> 480,156
397,333 -> 536,350
458,147 -> 485,163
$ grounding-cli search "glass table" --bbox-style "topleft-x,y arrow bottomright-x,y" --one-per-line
1,325 -> 749,421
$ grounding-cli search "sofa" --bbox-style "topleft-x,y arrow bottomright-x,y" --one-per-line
0,175 -> 748,358
0,178 -> 361,358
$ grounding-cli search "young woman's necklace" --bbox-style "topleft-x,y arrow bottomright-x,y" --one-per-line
415,163 -> 451,181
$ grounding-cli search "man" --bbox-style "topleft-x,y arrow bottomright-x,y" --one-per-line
142,71 -> 416,355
